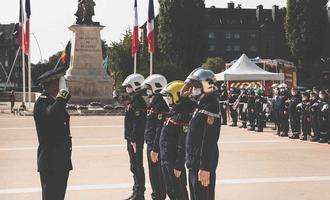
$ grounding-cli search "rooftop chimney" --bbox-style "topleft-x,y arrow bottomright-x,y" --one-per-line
228,2 -> 235,9
272,5 -> 279,23
256,5 -> 264,22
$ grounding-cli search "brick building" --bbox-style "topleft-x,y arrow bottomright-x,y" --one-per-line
205,2 -> 290,62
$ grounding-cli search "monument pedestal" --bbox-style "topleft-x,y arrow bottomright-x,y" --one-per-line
65,24 -> 114,104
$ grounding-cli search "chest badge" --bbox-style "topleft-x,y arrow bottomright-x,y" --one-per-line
157,114 -> 163,120
183,126 -> 189,133
207,116 -> 214,125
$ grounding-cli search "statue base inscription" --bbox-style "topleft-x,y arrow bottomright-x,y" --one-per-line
65,24 -> 114,104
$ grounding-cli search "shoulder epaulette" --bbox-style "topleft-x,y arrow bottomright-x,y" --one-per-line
39,95 -> 47,99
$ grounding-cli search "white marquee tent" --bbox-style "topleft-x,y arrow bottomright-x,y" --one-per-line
215,54 -> 284,81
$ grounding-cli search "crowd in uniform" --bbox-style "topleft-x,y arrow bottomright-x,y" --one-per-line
32,64 -> 329,200
218,82 -> 330,144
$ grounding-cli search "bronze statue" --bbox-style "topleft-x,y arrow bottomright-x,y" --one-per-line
75,0 -> 96,25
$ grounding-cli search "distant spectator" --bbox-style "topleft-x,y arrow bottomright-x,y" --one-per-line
10,90 -> 15,113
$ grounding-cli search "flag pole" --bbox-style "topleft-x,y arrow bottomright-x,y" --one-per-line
28,21 -> 31,109
22,17 -> 26,105
150,52 -> 153,75
134,53 -> 137,74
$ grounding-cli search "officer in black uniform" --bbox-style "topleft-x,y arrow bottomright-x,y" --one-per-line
238,85 -> 248,129
297,92 -> 312,140
279,90 -> 290,137
255,88 -> 266,132
122,74 -> 147,200
33,66 -> 72,200
272,86 -> 281,132
247,86 -> 256,131
288,88 -> 302,139
310,92 -> 320,141
317,90 -> 329,143
143,74 -> 169,200
228,84 -> 239,127
185,68 -> 221,200
219,83 -> 228,125
159,81 -> 194,200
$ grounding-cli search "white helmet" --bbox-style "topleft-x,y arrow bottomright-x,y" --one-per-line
185,68 -> 216,93
143,74 -> 167,95
122,73 -> 144,92
278,83 -> 288,89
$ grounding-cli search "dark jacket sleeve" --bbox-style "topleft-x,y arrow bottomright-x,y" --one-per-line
35,97 -> 67,120
152,113 -> 165,153
131,99 -> 146,142
199,108 -> 220,171
174,119 -> 188,171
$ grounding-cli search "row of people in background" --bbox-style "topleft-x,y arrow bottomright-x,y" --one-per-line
219,82 -> 330,144
122,68 -> 221,200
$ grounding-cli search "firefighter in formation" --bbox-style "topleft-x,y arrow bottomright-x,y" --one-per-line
122,68 -> 221,200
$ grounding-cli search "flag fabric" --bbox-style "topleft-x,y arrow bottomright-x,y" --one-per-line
103,56 -> 111,76
54,41 -> 71,70
24,0 -> 31,55
147,0 -> 155,53
131,0 -> 139,56
19,0 -> 24,49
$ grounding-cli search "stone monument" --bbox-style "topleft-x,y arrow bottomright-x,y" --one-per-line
65,0 -> 114,104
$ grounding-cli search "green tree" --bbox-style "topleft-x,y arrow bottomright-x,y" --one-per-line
158,0 -> 207,75
202,57 -> 226,73
285,0 -> 329,84
108,30 -> 134,87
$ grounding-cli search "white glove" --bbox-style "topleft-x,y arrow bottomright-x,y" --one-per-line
322,104 -> 329,112
59,77 -> 68,91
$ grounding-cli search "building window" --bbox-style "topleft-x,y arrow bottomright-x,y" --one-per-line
208,44 -> 216,52
250,45 -> 257,52
234,45 -> 240,52
234,33 -> 240,39
225,33 -> 231,39
225,45 -> 231,52
250,33 -> 257,39
208,32 -> 215,39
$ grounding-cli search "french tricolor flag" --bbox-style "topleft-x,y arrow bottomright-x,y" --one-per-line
131,0 -> 139,56
147,0 -> 155,53
19,0 -> 24,50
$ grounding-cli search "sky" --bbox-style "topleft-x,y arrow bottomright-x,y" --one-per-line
0,0 -> 287,64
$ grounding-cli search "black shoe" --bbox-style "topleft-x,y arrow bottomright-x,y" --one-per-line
131,194 -> 145,200
299,135 -> 307,140
222,122 -> 227,125
279,132 -> 288,137
230,123 -> 237,127
319,138 -> 327,143
310,136 -> 319,142
125,193 -> 135,200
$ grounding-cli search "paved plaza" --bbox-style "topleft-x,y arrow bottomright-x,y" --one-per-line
0,115 -> 330,200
